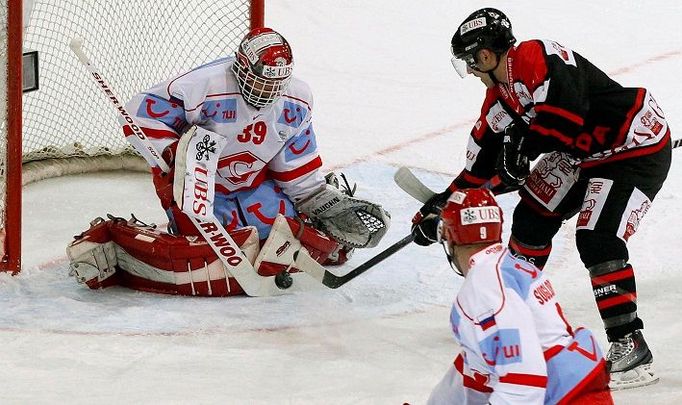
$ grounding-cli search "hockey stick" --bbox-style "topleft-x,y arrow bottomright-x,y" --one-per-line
70,38 -> 297,296
397,137 -> 682,203
69,38 -> 170,173
394,167 -> 512,204
294,233 -> 415,289
393,166 -> 436,204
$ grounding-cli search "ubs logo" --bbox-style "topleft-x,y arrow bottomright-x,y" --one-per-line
195,135 -> 217,161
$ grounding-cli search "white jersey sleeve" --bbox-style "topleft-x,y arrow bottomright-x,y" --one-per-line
118,59 -> 237,169
480,292 -> 548,404
267,79 -> 325,201
121,83 -> 187,169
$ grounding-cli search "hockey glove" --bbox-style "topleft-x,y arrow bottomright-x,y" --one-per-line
411,214 -> 440,246
296,185 -> 390,249
496,123 -> 530,187
151,142 -> 178,210
410,189 -> 452,247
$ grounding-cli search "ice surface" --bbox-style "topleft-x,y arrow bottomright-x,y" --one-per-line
3,1 -> 681,403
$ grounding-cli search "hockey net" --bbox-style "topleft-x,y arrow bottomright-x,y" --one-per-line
0,0 -> 264,272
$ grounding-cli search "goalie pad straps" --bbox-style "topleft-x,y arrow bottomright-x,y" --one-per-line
67,218 -> 121,289
254,214 -> 340,276
66,217 -> 260,296
295,184 -> 390,248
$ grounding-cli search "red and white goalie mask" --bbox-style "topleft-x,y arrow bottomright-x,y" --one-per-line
438,188 -> 503,271
232,27 -> 294,108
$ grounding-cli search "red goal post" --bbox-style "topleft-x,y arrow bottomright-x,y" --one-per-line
0,0 -> 265,273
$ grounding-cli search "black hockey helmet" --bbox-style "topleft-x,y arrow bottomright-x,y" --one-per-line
450,8 -> 515,75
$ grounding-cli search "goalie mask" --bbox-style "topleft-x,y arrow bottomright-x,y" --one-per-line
232,27 -> 294,109
438,189 -> 503,273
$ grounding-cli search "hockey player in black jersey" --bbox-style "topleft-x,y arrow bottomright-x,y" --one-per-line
411,7 -> 670,390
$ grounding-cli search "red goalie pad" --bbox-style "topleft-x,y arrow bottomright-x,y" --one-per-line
67,216 -> 259,297
254,215 -> 341,277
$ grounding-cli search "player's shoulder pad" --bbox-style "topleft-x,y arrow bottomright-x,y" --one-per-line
533,39 -> 578,68
282,76 -> 314,111
498,252 -> 544,300
511,40 -> 551,87
457,245 -> 507,317
167,56 -> 236,104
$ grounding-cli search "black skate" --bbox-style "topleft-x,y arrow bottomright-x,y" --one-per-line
607,330 -> 659,390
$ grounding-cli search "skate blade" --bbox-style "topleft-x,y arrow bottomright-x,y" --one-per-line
609,363 -> 660,391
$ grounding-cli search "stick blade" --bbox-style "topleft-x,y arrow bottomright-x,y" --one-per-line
393,167 -> 436,203
69,37 -> 90,65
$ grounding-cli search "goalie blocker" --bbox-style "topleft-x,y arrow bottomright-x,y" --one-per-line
67,214 -> 342,296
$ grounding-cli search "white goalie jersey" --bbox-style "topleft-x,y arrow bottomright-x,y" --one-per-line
120,56 -> 325,201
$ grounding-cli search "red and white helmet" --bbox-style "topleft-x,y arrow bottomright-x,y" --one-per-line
232,27 -> 294,108
439,188 -> 503,246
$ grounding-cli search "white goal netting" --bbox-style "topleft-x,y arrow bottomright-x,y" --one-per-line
22,0 -> 251,164
0,0 -> 255,268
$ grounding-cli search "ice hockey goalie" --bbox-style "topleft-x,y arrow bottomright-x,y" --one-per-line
67,214 -> 342,297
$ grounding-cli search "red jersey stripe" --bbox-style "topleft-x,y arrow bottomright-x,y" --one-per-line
543,345 -> 564,361
580,129 -> 670,168
614,88 -> 646,148
269,156 -> 322,182
499,372 -> 548,388
529,123 -> 574,146
556,360 -> 611,405
454,354 -> 494,393
535,104 -> 585,126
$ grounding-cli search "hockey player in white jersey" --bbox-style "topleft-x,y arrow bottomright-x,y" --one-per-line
427,189 -> 613,404
66,28 -> 390,296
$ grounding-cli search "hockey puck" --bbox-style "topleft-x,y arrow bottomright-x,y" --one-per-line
275,270 -> 293,289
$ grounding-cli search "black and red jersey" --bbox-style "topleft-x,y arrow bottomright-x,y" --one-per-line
453,39 -> 670,191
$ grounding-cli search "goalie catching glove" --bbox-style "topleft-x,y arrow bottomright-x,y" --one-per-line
296,184 -> 390,249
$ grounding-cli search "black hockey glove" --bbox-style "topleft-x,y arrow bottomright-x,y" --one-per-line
411,214 -> 441,246
496,123 -> 531,187
411,189 -> 452,247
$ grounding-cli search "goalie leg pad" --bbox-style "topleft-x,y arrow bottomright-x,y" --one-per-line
67,218 -> 121,289
254,214 -> 340,276
67,216 -> 260,296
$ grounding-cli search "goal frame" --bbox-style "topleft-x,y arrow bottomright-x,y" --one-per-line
0,0 -> 265,273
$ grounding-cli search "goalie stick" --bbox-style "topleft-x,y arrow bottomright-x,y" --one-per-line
292,233 -> 415,289
70,38 -> 300,296
69,38 -> 170,173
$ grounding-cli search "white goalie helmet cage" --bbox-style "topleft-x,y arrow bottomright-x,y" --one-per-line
231,27 -> 294,108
